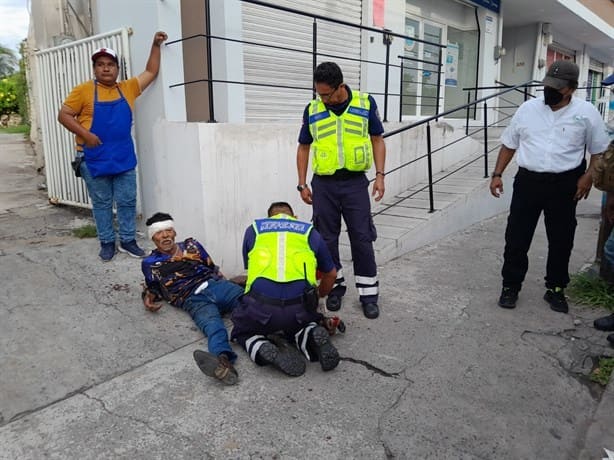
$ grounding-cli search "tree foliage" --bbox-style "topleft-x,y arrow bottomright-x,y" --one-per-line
0,42 -> 28,120
0,45 -> 17,78
0,77 -> 19,115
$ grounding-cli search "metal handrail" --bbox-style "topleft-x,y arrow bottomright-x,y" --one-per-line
371,80 -> 540,214
167,0 -> 446,122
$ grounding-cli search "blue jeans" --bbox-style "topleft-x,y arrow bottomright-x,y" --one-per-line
605,229 -> 614,265
182,279 -> 244,362
80,161 -> 137,244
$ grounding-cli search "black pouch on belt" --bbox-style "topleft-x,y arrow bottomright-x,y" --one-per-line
302,284 -> 319,312
71,156 -> 83,178
301,262 -> 319,312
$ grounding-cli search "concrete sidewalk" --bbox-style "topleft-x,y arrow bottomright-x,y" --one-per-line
1,132 -> 613,459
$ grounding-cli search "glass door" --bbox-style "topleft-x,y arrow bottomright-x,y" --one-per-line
421,23 -> 443,116
401,16 -> 443,118
401,17 -> 420,117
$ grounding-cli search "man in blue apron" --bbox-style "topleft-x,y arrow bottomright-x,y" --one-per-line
58,31 -> 167,261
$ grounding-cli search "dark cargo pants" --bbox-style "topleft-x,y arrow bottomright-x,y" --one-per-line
311,173 -> 379,304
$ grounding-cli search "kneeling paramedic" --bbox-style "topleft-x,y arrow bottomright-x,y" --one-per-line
231,201 -> 340,376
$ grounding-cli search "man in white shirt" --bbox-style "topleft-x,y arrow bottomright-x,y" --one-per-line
489,60 -> 610,313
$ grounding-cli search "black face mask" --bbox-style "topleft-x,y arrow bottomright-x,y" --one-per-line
544,86 -> 564,107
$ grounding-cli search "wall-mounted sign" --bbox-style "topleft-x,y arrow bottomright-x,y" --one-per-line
445,42 -> 459,87
485,15 -> 494,34
467,0 -> 500,14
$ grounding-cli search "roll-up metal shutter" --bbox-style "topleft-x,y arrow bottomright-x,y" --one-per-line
242,0 -> 363,123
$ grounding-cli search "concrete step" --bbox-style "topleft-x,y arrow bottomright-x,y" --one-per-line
339,156 -> 515,265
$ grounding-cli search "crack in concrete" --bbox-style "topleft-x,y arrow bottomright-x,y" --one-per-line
98,298 -> 136,320
81,392 -> 194,445
378,378 -> 411,459
520,329 -> 603,399
339,356 -> 408,378
338,355 -> 426,458
8,384 -> 92,425
3,339 -> 204,428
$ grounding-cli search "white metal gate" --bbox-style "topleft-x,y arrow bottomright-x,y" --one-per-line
35,28 -> 132,208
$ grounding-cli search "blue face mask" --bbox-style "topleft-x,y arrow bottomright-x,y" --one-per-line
544,86 -> 564,106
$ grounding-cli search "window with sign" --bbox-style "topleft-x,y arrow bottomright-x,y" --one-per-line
401,16 -> 443,117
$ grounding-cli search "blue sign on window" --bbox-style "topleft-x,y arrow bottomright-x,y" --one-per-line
468,0 -> 500,13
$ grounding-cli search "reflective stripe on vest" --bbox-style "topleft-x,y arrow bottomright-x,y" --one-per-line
245,215 -> 317,293
308,91 -> 373,175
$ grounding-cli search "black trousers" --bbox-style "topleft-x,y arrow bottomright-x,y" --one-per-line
311,173 -> 378,303
502,165 -> 584,291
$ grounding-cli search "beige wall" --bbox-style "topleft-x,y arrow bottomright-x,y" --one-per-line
579,0 -> 614,27
180,0 -> 211,122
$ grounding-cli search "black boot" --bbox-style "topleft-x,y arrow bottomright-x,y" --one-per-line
307,326 -> 340,371
594,313 -> 614,331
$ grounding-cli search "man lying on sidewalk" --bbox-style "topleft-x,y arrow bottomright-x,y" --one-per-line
231,201 -> 340,376
141,212 -> 243,385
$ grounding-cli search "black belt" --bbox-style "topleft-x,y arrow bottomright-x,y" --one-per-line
518,164 -> 584,180
315,169 -> 365,181
248,291 -> 303,307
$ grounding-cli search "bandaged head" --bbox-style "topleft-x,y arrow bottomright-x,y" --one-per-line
146,212 -> 175,240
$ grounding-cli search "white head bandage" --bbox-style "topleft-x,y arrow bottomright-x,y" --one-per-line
148,220 -> 174,240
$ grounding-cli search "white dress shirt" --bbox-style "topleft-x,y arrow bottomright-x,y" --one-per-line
501,96 -> 610,173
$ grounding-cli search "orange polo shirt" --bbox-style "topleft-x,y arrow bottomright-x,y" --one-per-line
62,78 -> 141,151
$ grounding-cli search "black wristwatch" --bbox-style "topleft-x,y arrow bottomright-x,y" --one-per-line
491,172 -> 502,178
297,184 -> 308,192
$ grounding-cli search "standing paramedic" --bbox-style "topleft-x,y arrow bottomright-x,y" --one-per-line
296,61 -> 386,319
490,60 -> 609,313
58,31 -> 168,262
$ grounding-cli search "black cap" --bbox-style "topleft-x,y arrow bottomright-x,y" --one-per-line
543,60 -> 579,90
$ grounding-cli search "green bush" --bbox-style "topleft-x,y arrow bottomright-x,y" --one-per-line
0,76 -> 18,116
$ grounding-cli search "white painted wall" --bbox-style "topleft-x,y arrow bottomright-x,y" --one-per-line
475,9 -> 500,95
141,120 -> 479,275
501,25 -> 538,86
85,0 -> 486,276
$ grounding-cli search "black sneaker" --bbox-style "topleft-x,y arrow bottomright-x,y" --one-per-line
498,287 -> 518,309
118,240 -> 146,258
594,313 -> 614,331
193,350 -> 238,385
99,242 -> 116,262
308,326 -> 340,371
361,302 -> 379,319
257,340 -> 306,377
544,287 -> 568,313
326,294 -> 342,312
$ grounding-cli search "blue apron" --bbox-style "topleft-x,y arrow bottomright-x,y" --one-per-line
82,81 -> 137,178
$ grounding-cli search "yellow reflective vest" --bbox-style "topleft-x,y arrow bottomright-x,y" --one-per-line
245,214 -> 317,293
308,90 -> 373,175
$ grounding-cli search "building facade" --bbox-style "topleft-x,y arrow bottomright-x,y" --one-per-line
26,0 -> 614,273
